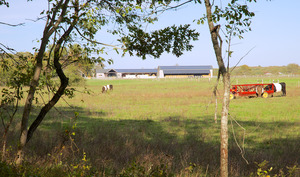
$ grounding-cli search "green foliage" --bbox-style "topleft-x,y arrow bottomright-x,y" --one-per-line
119,161 -> 174,177
63,64 -> 86,86
43,0 -> 199,61
41,112 -> 95,176
0,158 -> 94,177
197,0 -> 255,37
68,152 -> 95,177
250,160 -> 299,177
0,53 -> 33,144
0,161 -> 18,176
0,161 -> 45,177
196,0 -> 258,70
45,44 -> 95,78
234,64 -> 252,75
255,160 -> 273,177
63,44 -> 96,77
286,165 -> 300,176
121,24 -> 199,59
286,63 -> 299,74
0,0 -> 9,7
0,52 -> 34,87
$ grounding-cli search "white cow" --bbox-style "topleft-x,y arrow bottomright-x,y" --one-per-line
273,82 -> 286,96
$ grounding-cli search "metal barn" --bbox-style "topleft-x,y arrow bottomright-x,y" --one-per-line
157,65 -> 213,78
95,65 -> 213,79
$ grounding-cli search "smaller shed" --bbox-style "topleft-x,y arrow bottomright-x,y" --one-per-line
95,69 -> 117,78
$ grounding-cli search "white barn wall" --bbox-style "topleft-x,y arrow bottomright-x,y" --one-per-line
96,73 -> 105,78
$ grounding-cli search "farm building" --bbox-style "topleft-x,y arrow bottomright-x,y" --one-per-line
157,65 -> 213,78
95,69 -> 157,78
95,65 -> 213,79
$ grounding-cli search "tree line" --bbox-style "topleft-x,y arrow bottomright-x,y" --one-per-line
0,44 -> 96,87
228,63 -> 300,76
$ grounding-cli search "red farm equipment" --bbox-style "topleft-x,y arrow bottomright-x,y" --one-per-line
230,83 -> 275,99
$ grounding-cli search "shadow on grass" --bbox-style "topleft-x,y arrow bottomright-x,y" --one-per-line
227,119 -> 300,175
2,106 -> 299,176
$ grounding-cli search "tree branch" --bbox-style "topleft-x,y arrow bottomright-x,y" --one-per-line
229,113 -> 249,165
153,0 -> 193,14
230,46 -> 255,73
46,0 -> 70,39
74,26 -> 125,50
0,22 -> 24,27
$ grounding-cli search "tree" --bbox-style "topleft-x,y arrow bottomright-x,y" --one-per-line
237,65 -> 252,75
0,0 -> 9,7
45,44 -> 95,83
0,1 -> 199,165
170,0 -> 256,176
286,63 -> 299,75
0,51 -> 33,160
67,44 -> 96,77
202,1 -> 255,176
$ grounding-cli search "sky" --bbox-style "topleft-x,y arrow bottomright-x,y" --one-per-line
1,0 -> 300,69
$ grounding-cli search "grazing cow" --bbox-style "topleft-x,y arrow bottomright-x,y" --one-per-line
102,84 -> 113,93
102,85 -> 107,93
273,82 -> 286,96
280,82 -> 286,96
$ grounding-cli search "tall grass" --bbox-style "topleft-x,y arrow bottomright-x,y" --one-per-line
1,77 -> 299,176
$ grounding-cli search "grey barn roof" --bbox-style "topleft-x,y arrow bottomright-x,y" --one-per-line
158,65 -> 212,75
96,69 -> 156,74
163,69 -> 211,75
158,65 -> 212,70
95,69 -> 115,73
115,69 -> 157,73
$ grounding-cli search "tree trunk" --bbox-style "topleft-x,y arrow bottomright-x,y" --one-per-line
16,51 -> 44,165
26,69 -> 69,142
204,0 -> 230,176
2,103 -> 18,161
15,26 -> 52,165
220,72 -> 230,177
2,133 -> 7,160
15,0 -> 72,165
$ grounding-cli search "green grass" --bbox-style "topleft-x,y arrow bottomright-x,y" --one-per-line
1,76 -> 300,176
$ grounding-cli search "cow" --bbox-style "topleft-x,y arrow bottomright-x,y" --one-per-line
109,84 -> 113,91
273,82 -> 286,96
102,84 -> 113,93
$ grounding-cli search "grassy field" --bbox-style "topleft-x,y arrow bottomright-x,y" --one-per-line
1,76 -> 300,176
